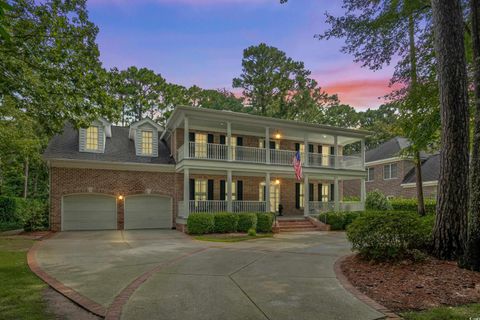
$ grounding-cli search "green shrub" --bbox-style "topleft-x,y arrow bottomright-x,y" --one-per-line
213,212 -> 239,233
248,228 -> 257,236
318,211 -> 362,230
390,197 -> 436,214
17,199 -> 48,232
0,196 -> 18,223
237,213 -> 257,232
346,210 -> 433,261
366,190 -> 393,211
343,195 -> 360,202
256,213 -> 274,233
187,213 -> 215,234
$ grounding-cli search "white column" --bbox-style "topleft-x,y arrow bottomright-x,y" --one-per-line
304,136 -> 309,167
227,122 -> 232,161
265,127 -> 270,164
334,176 -> 340,212
334,135 -> 338,168
184,117 -> 189,158
303,174 -> 309,216
227,170 -> 232,212
265,172 -> 271,213
360,178 -> 366,203
183,168 -> 190,216
360,138 -> 366,168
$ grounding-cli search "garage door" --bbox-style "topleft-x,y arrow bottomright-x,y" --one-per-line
124,195 -> 172,229
62,194 -> 117,231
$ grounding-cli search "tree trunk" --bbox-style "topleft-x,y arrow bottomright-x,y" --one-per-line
431,0 -> 470,260
408,14 -> 426,216
415,151 -> 426,216
462,0 -> 480,270
23,157 -> 29,199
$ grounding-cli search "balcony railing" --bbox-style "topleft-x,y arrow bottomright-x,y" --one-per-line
178,142 -> 363,170
178,200 -> 267,218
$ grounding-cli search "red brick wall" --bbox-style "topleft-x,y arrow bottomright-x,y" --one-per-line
50,167 -> 178,231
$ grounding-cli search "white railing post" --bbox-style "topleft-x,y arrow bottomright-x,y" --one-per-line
184,117 -> 189,158
304,136 -> 309,167
265,172 -> 271,213
360,177 -> 366,203
265,127 -> 270,164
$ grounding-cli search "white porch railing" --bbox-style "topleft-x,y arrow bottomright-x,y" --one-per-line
308,201 -> 365,214
178,142 -> 363,170
178,200 -> 267,218
232,201 -> 266,212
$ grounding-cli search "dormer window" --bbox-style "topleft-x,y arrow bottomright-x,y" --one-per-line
86,126 -> 99,151
141,130 -> 153,155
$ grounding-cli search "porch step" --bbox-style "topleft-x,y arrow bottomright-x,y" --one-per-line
277,218 -> 322,232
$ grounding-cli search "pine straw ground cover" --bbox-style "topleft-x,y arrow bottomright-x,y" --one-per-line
341,255 -> 480,313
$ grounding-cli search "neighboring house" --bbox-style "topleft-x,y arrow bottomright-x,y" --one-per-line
43,106 -> 369,232
343,137 -> 439,199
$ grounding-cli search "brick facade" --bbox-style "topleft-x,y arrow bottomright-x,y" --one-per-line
50,167 -> 178,232
343,159 -> 438,199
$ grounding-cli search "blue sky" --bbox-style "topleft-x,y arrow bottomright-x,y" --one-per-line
87,0 -> 397,109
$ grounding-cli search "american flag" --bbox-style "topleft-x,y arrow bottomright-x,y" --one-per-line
292,151 -> 303,180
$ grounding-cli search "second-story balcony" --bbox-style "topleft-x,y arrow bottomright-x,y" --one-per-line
177,142 -> 363,170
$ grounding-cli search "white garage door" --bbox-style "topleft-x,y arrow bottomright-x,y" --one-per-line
124,195 -> 172,229
62,194 -> 117,231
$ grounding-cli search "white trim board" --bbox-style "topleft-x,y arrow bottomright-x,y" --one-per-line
401,181 -> 438,188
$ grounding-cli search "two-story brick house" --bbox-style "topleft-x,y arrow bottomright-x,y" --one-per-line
44,106 -> 369,232
343,137 -> 439,199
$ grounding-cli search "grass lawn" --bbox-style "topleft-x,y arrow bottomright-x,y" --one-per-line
0,238 -> 51,320
194,233 -> 273,242
402,304 -> 480,320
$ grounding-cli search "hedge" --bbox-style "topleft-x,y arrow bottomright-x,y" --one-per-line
347,210 -> 433,261
213,212 -> 239,233
187,213 -> 215,234
237,213 -> 257,232
318,211 -> 362,230
0,196 -> 48,231
0,196 -> 17,223
366,190 -> 392,211
390,198 -> 436,214
256,213 -> 274,233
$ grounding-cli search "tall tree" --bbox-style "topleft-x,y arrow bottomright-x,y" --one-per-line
0,0 -> 11,41
462,0 -> 480,270
232,43 -> 337,120
431,0 -> 470,260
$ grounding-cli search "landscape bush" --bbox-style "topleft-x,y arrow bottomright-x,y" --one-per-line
237,213 -> 257,232
0,196 -> 17,223
346,210 -> 433,261
213,212 -> 239,233
19,199 -> 48,232
366,190 -> 393,211
390,197 -> 436,214
247,228 -> 257,236
256,213 -> 274,233
187,213 -> 215,234
318,211 -> 362,230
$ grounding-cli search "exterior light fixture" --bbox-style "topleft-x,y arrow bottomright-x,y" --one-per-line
274,130 -> 281,139
275,179 -> 280,185
118,195 -> 124,200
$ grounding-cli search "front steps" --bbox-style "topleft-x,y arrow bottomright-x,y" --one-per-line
275,216 -> 329,232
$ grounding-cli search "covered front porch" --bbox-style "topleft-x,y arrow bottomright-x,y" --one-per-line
177,168 -> 366,219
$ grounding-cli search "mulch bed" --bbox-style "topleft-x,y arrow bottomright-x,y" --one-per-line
341,254 -> 480,312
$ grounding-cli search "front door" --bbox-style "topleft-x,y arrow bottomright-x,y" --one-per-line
260,182 -> 280,213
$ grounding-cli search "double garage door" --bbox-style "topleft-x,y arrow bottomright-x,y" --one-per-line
62,194 -> 172,231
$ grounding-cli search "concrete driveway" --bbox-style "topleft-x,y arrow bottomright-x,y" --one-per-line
32,230 -> 384,320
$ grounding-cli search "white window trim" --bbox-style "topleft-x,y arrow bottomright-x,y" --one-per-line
383,163 -> 398,180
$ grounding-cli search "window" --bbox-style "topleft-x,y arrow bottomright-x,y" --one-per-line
383,163 -> 398,180
195,179 -> 207,201
367,167 -> 375,182
195,133 -> 207,157
225,181 -> 237,201
299,183 -> 304,208
141,131 -> 153,155
322,184 -> 330,202
86,126 -> 99,150
259,139 -> 279,149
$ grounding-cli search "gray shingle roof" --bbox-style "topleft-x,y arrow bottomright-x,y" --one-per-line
43,124 -> 174,165
402,153 -> 440,184
366,137 -> 428,162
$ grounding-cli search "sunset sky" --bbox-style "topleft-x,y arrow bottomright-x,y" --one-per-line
87,0 -> 397,110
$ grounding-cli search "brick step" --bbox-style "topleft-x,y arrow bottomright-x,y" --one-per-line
278,221 -> 313,226
279,227 -> 320,232
279,225 -> 317,229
